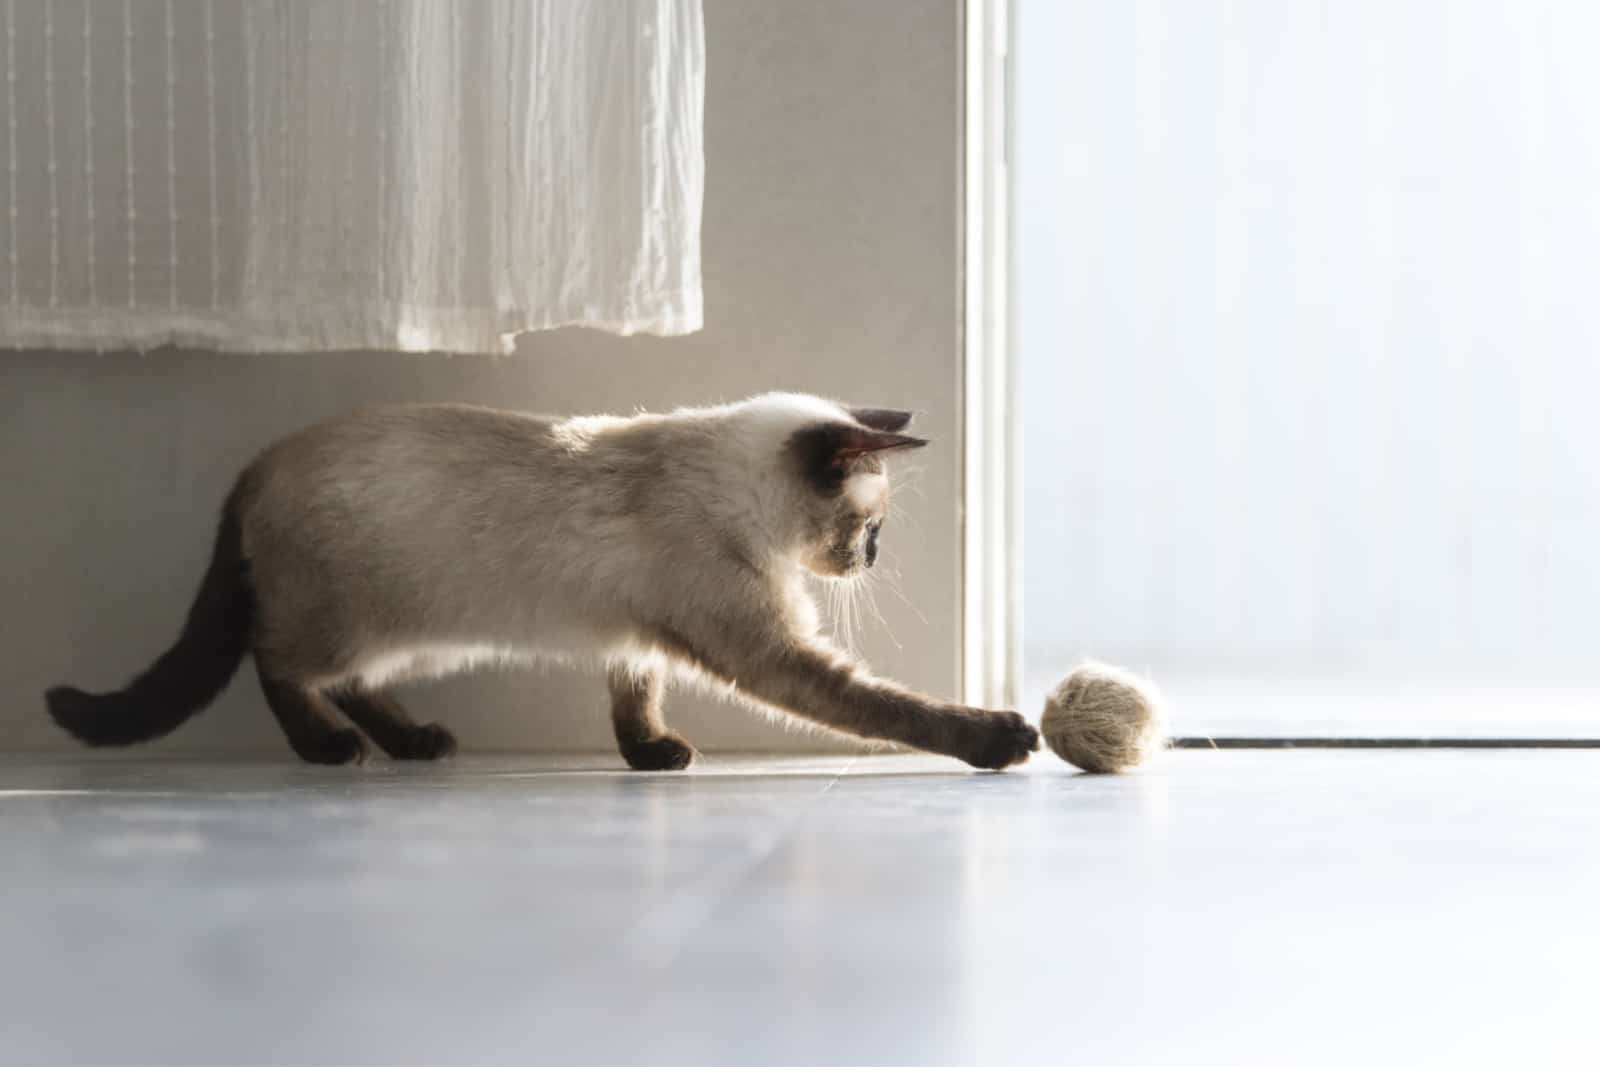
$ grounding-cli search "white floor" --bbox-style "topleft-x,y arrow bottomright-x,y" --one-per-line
3,750 -> 1597,1065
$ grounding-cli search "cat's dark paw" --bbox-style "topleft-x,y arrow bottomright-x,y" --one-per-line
621,732 -> 697,771
294,727 -> 370,766
392,722 -> 458,761
958,711 -> 1039,771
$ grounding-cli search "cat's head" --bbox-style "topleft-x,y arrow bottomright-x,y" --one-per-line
750,395 -> 927,579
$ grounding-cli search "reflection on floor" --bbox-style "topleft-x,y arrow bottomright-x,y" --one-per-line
2,750 -> 1596,1065
1024,665 -> 1600,739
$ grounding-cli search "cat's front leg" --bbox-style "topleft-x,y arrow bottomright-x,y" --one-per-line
608,663 -> 696,771
656,626 -> 1037,770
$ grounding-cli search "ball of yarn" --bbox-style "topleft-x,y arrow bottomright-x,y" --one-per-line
1040,662 -> 1168,773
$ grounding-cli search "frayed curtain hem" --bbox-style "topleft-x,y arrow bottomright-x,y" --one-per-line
0,292 -> 704,356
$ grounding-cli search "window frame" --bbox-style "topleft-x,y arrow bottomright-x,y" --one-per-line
962,0 -> 1016,710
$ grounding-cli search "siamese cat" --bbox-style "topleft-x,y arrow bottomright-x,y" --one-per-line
46,393 -> 1039,771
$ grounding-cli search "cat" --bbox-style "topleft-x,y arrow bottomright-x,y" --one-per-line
46,393 -> 1039,770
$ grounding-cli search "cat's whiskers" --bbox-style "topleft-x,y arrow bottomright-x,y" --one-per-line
873,549 -> 930,628
859,569 -> 900,651
821,575 -> 846,652
840,574 -> 862,654
893,461 -> 929,502
851,576 -> 868,651
819,568 -> 873,655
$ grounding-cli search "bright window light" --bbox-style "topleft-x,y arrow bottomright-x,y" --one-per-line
1016,0 -> 1600,736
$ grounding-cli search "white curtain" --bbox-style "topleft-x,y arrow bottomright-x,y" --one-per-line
0,0 -> 704,355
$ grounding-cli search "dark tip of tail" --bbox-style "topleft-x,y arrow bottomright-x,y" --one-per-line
44,478 -> 255,751
46,685 -> 144,747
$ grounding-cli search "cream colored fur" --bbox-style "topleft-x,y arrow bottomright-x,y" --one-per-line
242,393 -> 852,687
221,392 -> 1040,768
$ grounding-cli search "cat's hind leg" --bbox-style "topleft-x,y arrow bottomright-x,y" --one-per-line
255,665 -> 370,765
609,663 -> 696,771
330,685 -> 457,761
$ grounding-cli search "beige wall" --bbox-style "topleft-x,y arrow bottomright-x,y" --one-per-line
0,0 -> 963,753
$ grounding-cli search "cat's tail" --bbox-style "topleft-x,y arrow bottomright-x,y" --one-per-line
46,484 -> 254,747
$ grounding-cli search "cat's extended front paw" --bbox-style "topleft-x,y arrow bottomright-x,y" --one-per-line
958,711 -> 1039,771
621,731 -> 697,771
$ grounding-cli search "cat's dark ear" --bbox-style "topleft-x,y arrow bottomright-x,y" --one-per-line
849,407 -> 916,433
832,425 -> 928,462
790,423 -> 929,493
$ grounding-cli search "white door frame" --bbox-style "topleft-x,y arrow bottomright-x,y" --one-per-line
962,0 -> 1017,709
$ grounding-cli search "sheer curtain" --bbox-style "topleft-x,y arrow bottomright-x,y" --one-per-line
1018,0 -> 1600,735
0,0 -> 704,354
